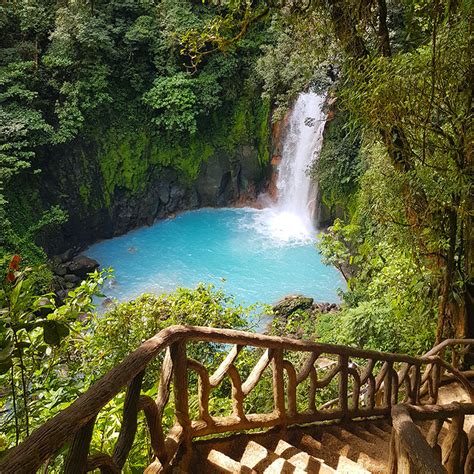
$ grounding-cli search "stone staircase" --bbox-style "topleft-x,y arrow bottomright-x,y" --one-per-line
187,417 -> 456,473
189,420 -> 394,473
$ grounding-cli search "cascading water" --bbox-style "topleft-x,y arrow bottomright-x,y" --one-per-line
277,92 -> 326,226
255,91 -> 326,242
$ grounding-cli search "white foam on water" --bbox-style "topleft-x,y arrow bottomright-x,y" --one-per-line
241,208 -> 314,246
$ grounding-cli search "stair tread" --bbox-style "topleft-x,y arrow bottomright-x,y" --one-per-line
374,420 -> 393,434
364,423 -> 392,441
240,440 -> 306,474
321,431 -> 387,474
329,425 -> 378,445
208,449 -> 256,474
300,434 -> 370,474
274,439 -> 337,473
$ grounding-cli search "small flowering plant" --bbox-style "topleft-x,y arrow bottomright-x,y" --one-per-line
6,254 -> 21,283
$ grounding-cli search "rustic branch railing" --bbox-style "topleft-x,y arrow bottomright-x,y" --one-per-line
320,338 -> 474,409
389,402 -> 474,473
420,339 -> 474,403
0,326 -> 472,473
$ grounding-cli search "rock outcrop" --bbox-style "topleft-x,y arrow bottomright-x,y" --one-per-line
21,96 -> 272,256
52,253 -> 99,292
273,295 -> 315,318
273,295 -> 339,320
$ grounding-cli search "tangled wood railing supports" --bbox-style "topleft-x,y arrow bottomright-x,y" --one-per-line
389,402 -> 474,473
0,327 -> 472,473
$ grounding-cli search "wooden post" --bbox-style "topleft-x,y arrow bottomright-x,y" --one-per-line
442,410 -> 466,473
396,438 -> 416,474
113,371 -> 145,469
154,346 -> 173,463
391,369 -> 399,406
170,341 -> 190,430
431,360 -> 441,404
384,362 -> 393,409
412,364 -> 421,405
272,349 -> 286,428
283,361 -> 297,418
64,416 -> 96,474
170,340 -> 191,468
388,431 -> 398,474
227,365 -> 245,420
339,355 -> 349,415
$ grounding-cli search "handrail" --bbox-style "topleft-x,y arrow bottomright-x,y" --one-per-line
390,405 -> 447,474
316,339 -> 474,410
389,402 -> 474,473
1,325 -> 473,473
419,339 -> 474,404
422,338 -> 474,358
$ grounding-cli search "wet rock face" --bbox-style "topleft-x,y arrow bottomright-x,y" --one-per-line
66,256 -> 99,278
270,294 -> 340,339
51,253 -> 99,293
32,138 -> 270,256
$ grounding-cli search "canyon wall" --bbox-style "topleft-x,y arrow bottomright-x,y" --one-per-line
9,93 -> 272,255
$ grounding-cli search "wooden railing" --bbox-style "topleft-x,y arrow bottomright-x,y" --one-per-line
389,402 -> 474,473
321,338 -> 474,409
421,339 -> 474,399
0,326 -> 472,473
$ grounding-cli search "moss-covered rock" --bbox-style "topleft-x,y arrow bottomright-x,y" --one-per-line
316,96 -> 363,226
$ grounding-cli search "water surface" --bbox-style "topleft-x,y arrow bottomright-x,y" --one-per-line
85,208 -> 344,306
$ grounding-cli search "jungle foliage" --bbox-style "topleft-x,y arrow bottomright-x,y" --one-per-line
0,0 -> 269,264
247,0 -> 472,349
0,260 -> 271,468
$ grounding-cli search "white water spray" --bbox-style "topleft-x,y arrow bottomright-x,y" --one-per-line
253,91 -> 326,243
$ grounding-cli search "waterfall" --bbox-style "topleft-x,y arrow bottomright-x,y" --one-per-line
252,91 -> 326,243
276,91 -> 326,231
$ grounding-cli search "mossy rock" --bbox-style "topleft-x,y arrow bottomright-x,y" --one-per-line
273,295 -> 314,318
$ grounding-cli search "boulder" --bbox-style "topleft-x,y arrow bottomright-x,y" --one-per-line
64,273 -> 82,284
56,289 -> 69,302
67,256 -> 99,278
314,302 -> 340,314
58,248 -> 76,263
54,264 -> 67,276
273,295 -> 314,318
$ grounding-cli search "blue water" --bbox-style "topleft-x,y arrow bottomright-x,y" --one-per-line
84,208 -> 344,307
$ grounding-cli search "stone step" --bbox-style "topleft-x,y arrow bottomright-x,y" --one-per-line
330,425 -> 377,445
299,434 -> 370,474
240,441 -> 306,474
274,439 -> 337,473
375,420 -> 393,434
321,431 -> 384,473
364,422 -> 392,442
325,427 -> 387,473
208,449 -> 256,473
344,424 -> 381,444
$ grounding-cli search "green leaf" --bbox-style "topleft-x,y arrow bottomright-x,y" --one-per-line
0,331 -> 14,362
0,358 -> 13,375
42,321 -> 70,346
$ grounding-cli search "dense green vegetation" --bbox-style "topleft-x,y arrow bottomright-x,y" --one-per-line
0,259 -> 271,468
0,0 -> 271,263
251,0 -> 471,351
0,0 -> 472,469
